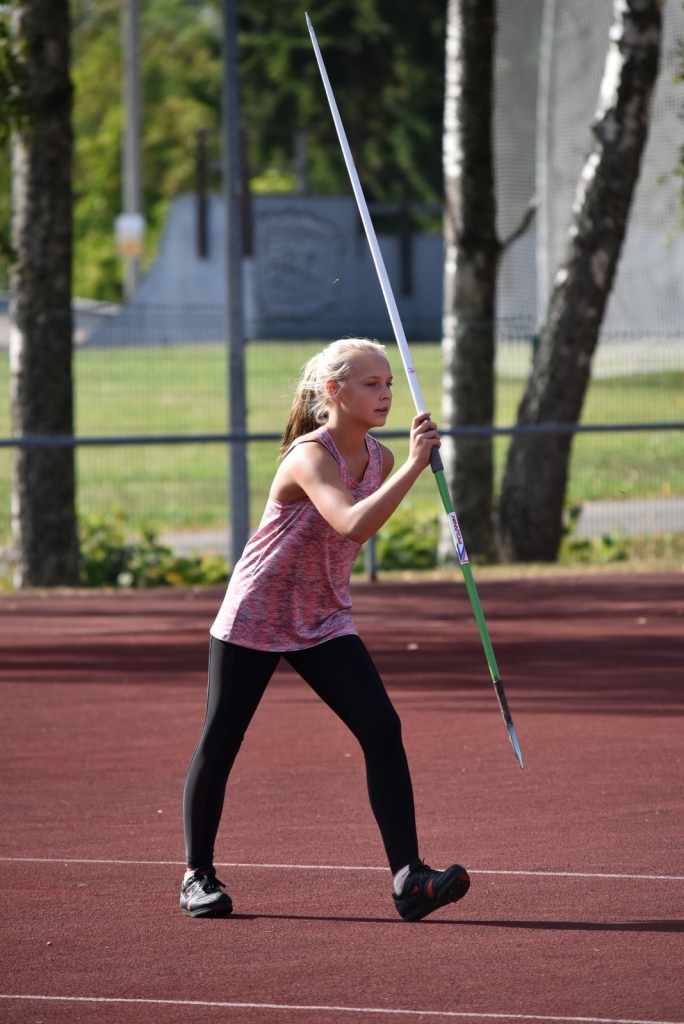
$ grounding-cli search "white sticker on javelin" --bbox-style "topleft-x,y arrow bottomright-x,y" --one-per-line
448,512 -> 469,564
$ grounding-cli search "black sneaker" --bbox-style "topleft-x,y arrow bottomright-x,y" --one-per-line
393,858 -> 470,922
180,868 -> 233,918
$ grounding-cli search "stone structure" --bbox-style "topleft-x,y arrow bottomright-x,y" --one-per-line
89,195 -> 444,344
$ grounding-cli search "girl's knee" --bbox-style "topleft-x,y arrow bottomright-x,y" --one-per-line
359,706 -> 403,756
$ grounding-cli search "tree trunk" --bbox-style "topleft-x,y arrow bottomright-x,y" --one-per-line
441,0 -> 500,562
498,0 -> 662,562
10,0 -> 79,586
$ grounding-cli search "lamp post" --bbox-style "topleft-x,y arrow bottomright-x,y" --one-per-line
120,0 -> 144,299
222,0 -> 249,567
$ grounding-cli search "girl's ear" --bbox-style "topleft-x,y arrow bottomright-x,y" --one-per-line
325,379 -> 340,402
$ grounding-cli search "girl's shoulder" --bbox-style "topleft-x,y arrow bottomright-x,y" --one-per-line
285,428 -> 332,457
271,429 -> 339,504
375,439 -> 395,481
281,429 -> 340,471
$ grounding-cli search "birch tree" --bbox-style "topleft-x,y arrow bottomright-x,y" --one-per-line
10,0 -> 79,586
498,0 -> 662,561
441,0 -> 499,561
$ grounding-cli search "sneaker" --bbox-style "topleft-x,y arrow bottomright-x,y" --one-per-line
180,868 -> 233,918
393,858 -> 470,922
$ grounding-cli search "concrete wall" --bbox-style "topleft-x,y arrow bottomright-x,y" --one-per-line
89,195 -> 445,345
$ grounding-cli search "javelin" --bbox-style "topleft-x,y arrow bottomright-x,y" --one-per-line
306,13 -> 523,770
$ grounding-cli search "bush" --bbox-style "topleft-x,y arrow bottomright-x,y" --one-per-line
561,533 -> 631,564
79,511 -> 229,588
376,506 -> 439,570
559,504 -> 629,564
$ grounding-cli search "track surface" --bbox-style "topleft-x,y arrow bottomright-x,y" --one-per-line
0,575 -> 682,1023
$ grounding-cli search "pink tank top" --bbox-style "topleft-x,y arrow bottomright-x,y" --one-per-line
210,428 -> 383,652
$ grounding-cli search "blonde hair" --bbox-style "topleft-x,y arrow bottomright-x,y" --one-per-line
279,338 -> 387,458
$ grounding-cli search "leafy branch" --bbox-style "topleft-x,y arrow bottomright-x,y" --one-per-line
0,6 -> 29,145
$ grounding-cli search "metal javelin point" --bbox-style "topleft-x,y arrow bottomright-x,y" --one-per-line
306,12 -> 523,770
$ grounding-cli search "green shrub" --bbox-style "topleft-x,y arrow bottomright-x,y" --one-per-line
559,503 -> 629,564
79,510 -> 229,588
376,506 -> 439,570
561,533 -> 631,564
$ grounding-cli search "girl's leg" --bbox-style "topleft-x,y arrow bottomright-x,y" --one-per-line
285,634 -> 418,874
183,636 -> 280,869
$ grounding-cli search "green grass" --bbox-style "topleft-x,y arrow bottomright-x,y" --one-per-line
0,343 -> 682,540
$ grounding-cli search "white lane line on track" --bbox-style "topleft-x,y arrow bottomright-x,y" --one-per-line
0,996 -> 681,1024
0,857 -> 683,881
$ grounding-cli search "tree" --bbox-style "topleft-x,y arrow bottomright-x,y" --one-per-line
0,12 -> 21,287
239,0 -> 446,205
440,0 -> 499,561
498,0 -> 663,562
10,0 -> 79,586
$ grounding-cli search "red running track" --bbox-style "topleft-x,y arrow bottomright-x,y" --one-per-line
0,574 -> 682,1023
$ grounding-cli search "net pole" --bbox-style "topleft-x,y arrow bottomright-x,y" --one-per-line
222,0 -> 249,568
306,13 -> 523,769
535,0 -> 558,331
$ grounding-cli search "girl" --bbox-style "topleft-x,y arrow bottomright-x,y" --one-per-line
181,338 -> 470,923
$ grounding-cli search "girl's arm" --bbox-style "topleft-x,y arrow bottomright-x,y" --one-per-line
285,413 -> 439,544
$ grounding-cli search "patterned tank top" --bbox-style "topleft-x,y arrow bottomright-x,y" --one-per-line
210,427 -> 383,652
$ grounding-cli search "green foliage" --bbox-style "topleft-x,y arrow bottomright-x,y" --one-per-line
79,509 -> 229,587
0,8 -> 28,147
561,532 -> 631,564
0,137 -> 10,288
0,6 -> 27,285
71,0 -> 224,299
376,506 -> 439,570
558,520 -> 684,566
239,0 -> 446,203
559,504 -> 629,564
71,0 -> 124,299
250,167 -> 297,193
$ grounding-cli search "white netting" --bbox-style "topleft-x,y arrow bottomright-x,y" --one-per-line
493,0 -> 684,370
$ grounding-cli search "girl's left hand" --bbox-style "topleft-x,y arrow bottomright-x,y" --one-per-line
407,412 -> 440,469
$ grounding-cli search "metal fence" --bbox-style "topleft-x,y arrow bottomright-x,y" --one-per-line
0,338 -> 683,561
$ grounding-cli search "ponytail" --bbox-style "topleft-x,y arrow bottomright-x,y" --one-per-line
279,359 -> 323,457
279,338 -> 386,460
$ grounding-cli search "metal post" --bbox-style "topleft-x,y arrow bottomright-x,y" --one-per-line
535,0 -> 557,331
121,0 -> 143,299
241,131 -> 253,258
196,129 -> 209,259
222,0 -> 249,568
364,534 -> 378,582
399,196 -> 413,297
294,130 -> 308,194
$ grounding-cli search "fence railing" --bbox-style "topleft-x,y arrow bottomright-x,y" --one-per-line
2,422 -> 683,567
2,421 -> 683,448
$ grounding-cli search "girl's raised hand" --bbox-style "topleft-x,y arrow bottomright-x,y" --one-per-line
408,412 -> 440,469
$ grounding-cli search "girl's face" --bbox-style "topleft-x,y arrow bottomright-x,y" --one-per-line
327,352 -> 393,428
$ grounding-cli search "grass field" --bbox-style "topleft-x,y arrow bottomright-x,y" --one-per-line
0,343 -> 682,537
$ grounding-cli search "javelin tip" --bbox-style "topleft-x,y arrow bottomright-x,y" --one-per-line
508,721 -> 524,770
305,12 -> 313,31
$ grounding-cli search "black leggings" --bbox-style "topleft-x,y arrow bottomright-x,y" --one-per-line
183,634 -> 418,874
